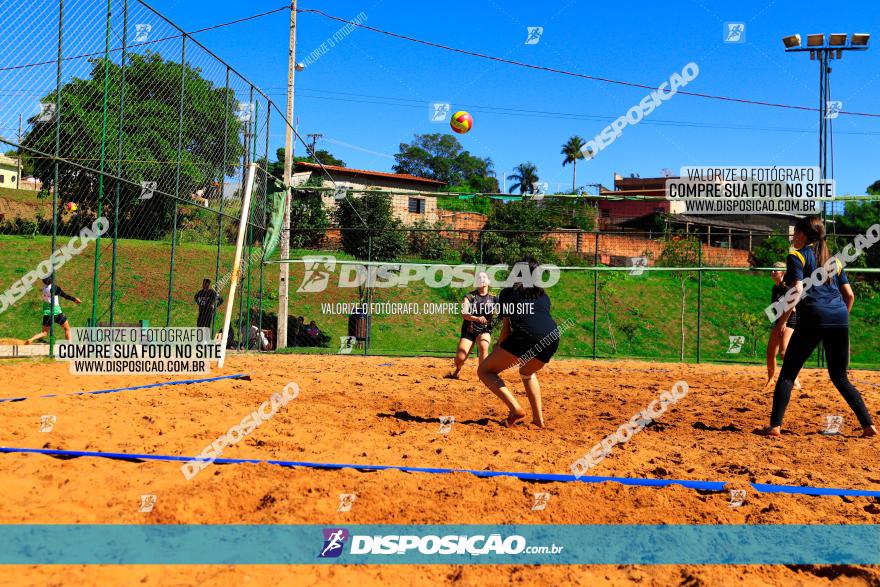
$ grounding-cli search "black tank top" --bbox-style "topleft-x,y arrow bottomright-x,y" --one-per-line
498,286 -> 557,338
464,290 -> 497,327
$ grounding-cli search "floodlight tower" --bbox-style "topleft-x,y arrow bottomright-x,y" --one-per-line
782,33 -> 870,218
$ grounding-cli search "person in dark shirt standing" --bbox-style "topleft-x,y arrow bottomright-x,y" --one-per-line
766,261 -> 800,390
477,258 -> 560,428
194,278 -> 223,331
765,215 -> 875,437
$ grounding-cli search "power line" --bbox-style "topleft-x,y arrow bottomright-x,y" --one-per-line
185,5 -> 290,35
297,7 -> 880,119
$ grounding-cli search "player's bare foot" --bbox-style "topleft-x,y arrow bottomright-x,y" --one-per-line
532,418 -> 545,428
758,426 -> 782,437
793,378 -> 802,390
863,425 -> 878,437
505,408 -> 526,428
443,372 -> 461,380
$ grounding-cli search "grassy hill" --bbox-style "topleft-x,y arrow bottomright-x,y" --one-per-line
1,234 -> 878,368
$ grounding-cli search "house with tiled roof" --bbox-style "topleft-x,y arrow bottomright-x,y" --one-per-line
293,161 -> 446,225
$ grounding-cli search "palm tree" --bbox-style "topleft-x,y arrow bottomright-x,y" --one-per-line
507,162 -> 539,194
561,135 -> 586,194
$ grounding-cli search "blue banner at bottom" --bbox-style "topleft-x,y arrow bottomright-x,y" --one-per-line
1,525 -> 878,565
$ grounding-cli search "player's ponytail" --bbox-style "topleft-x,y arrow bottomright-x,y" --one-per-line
794,215 -> 831,284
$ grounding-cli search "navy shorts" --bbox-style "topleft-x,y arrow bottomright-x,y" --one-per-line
499,332 -> 559,364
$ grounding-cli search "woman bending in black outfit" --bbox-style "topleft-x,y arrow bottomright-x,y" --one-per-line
477,258 -> 560,428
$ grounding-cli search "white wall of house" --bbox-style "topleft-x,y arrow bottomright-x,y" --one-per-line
298,169 -> 441,225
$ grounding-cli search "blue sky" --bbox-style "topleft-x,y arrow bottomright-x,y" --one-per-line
150,0 -> 879,195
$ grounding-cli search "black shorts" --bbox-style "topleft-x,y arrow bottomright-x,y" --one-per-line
460,322 -> 491,342
774,316 -> 797,330
42,314 -> 68,327
499,332 -> 559,364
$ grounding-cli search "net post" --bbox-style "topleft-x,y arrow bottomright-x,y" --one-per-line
212,66 -> 231,338
48,0 -> 66,356
109,0 -> 129,326
697,232 -> 703,364
365,232 -> 372,356
90,0 -> 113,327
236,86 -> 256,349
243,101 -> 259,351
258,102 -> 271,349
592,231 -> 599,360
218,163 -> 257,368
166,33 -> 188,327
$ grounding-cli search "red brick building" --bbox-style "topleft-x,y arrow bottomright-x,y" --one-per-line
597,175 -> 683,229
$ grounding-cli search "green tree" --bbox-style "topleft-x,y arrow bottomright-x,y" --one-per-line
408,218 -> 452,260
831,197 -> 880,277
543,199 -> 597,231
289,177 -> 330,250
658,234 -> 701,361
561,136 -> 586,194
393,133 -> 498,192
333,191 -> 405,261
596,271 -> 620,353
479,200 -> 557,265
751,233 -> 790,267
507,162 -> 539,195
23,52 -> 243,240
740,312 -> 764,357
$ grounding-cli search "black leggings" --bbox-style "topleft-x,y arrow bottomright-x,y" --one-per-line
771,324 -> 873,428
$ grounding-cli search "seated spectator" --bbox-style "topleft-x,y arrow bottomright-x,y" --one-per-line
294,316 -> 306,346
246,310 -> 270,351
304,320 -> 320,346
248,324 -> 270,350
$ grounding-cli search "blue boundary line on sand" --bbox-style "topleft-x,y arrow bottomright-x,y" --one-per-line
0,373 -> 251,404
1,446 -> 878,497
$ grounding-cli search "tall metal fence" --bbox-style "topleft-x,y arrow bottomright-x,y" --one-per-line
274,222 -> 880,370
0,0 -> 283,347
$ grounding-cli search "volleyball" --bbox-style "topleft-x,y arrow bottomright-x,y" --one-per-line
450,111 -> 473,134
64,202 -> 77,212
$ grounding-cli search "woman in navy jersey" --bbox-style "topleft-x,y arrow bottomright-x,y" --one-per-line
477,258 -> 559,428
766,216 -> 876,437
448,271 -> 498,379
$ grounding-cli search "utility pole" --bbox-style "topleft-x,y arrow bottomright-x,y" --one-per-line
16,114 -> 22,190
278,1 -> 296,349
306,133 -> 322,158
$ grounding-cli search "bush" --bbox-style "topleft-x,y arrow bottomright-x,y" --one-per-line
408,219 -> 452,260
290,191 -> 329,250
751,233 -> 790,268
175,207 -> 218,244
334,191 -> 406,261
479,200 -> 558,265
436,194 -> 491,215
